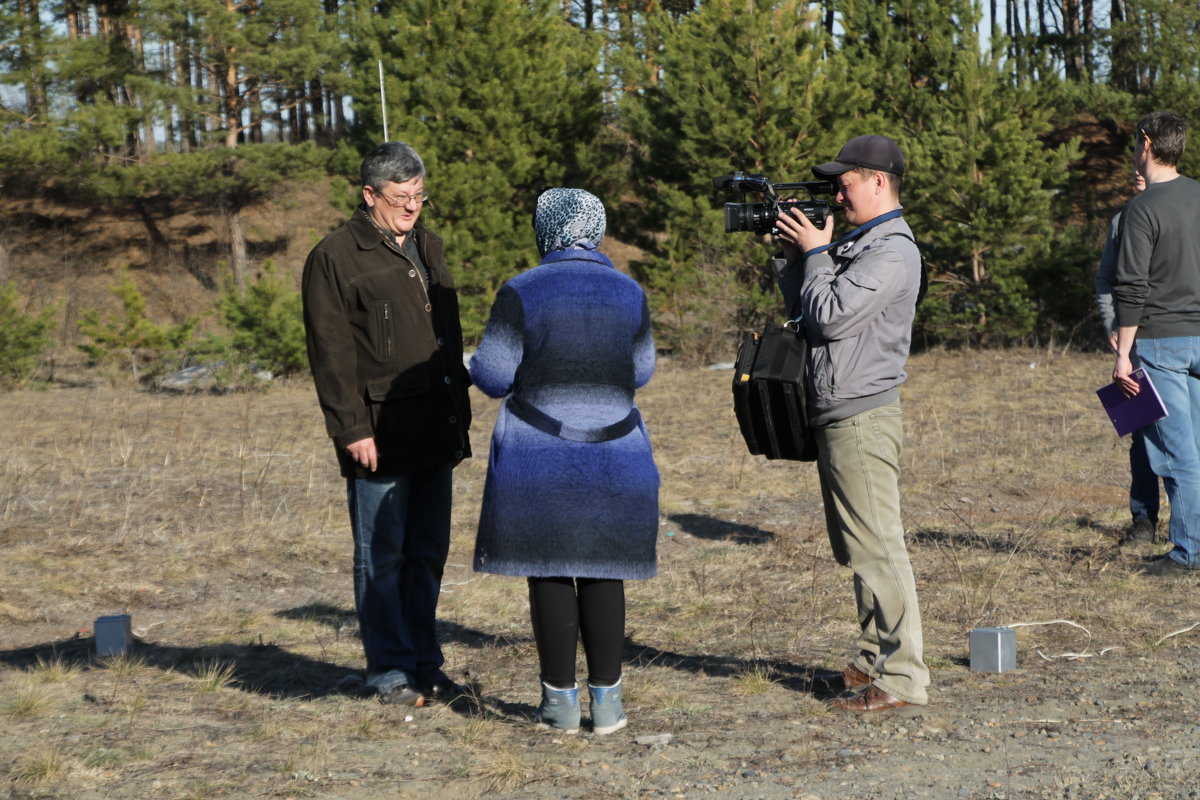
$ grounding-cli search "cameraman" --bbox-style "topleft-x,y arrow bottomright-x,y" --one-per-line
772,135 -> 929,712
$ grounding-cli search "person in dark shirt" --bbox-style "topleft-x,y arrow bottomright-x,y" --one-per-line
1112,111 -> 1200,575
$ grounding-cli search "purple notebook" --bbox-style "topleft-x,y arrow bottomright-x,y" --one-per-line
1096,368 -> 1168,437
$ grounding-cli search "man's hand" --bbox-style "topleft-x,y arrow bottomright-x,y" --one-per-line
775,207 -> 833,260
1113,325 -> 1140,397
1113,353 -> 1140,397
346,437 -> 379,472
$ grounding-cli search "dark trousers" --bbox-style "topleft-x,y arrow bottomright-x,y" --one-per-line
1129,428 -> 1161,525
528,577 -> 625,689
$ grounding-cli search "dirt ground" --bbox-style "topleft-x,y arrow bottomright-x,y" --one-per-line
2,349 -> 1199,800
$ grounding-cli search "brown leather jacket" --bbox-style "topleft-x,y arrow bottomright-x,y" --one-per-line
302,209 -> 472,478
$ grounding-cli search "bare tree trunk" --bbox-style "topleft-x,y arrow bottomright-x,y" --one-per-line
1082,0 -> 1093,79
250,87 -> 264,143
19,0 -> 49,118
1063,0 -> 1082,81
223,59 -> 240,148
65,0 -> 81,39
311,77 -> 328,145
0,236 -> 11,286
222,199 -> 248,294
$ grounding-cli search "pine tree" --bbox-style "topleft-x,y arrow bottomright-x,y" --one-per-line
618,0 -> 870,359
344,0 -> 608,340
838,0 -> 1081,343
1111,0 -> 1200,176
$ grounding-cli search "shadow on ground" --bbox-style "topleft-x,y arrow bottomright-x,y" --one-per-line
626,640 -> 845,698
667,513 -> 774,545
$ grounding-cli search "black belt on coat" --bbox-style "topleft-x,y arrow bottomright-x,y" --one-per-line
507,394 -> 641,443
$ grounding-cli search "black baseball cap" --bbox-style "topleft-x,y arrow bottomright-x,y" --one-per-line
812,135 -> 905,178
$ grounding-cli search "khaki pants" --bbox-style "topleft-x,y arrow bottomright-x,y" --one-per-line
815,400 -> 929,705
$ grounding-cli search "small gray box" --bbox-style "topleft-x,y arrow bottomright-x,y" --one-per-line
95,614 -> 132,657
969,626 -> 1017,673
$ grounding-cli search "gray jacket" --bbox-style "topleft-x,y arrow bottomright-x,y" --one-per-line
775,214 -> 922,426
1094,212 -> 1121,336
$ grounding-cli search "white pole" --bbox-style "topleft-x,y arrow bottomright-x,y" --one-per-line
378,59 -> 388,141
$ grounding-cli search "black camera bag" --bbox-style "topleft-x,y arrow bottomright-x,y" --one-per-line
731,321 -> 818,462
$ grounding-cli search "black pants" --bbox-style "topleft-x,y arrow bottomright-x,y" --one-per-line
528,577 -> 624,689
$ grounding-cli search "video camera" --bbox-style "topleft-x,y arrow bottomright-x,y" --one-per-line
713,172 -> 839,235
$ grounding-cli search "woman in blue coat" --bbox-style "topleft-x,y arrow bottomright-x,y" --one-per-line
469,188 -> 659,735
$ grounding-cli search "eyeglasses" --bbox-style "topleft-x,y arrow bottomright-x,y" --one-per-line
371,187 -> 429,207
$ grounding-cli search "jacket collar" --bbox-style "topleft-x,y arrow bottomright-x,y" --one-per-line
348,206 -> 424,254
540,248 -> 615,268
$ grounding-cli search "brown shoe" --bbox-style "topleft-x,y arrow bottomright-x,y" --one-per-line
842,664 -> 872,690
827,685 -> 915,713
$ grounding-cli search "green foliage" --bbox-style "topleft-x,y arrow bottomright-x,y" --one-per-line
0,283 -> 56,388
345,0 -> 609,341
839,0 -> 1082,344
6,0 -> 1200,354
619,0 -> 870,359
217,260 -> 307,377
1110,1 -> 1200,176
77,268 -> 198,383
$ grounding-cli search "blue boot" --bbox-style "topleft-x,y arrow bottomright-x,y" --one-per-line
588,678 -> 627,735
536,682 -> 580,733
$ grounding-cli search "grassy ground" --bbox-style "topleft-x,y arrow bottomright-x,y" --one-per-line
2,347 -> 1198,800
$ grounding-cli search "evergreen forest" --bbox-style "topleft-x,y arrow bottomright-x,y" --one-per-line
3,0 -> 1200,370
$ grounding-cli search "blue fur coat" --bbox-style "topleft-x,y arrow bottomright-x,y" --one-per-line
469,249 -> 659,580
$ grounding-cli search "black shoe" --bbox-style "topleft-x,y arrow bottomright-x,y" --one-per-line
1123,517 -> 1158,544
377,683 -> 426,707
1141,554 -> 1195,577
417,673 -> 472,704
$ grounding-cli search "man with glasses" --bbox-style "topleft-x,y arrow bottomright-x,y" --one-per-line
1113,111 -> 1200,576
302,142 -> 473,703
773,135 -> 929,712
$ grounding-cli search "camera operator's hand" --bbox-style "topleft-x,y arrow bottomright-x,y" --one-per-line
775,206 -> 833,260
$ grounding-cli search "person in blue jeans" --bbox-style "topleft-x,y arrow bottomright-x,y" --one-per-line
1094,166 -> 1162,543
303,143 -> 474,702
1112,111 -> 1200,575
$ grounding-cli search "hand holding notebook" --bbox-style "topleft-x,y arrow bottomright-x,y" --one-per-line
1096,368 -> 1168,437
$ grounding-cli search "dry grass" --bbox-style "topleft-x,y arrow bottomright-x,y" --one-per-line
1,348 -> 1197,798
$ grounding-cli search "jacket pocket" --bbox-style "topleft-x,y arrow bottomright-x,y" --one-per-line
809,342 -> 835,402
368,301 -> 394,361
366,365 -> 429,402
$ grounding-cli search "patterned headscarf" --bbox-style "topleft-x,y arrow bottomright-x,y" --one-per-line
534,188 -> 606,257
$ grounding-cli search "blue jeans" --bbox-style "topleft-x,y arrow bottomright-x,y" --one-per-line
1137,337 -> 1200,567
348,467 -> 453,691
1128,428 -> 1160,525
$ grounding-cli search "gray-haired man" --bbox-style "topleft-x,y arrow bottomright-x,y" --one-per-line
303,142 -> 473,703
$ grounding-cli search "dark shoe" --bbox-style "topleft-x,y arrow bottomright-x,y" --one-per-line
1141,554 -> 1195,577
827,685 -> 916,713
377,683 -> 426,707
1123,517 -> 1158,544
418,673 -> 472,704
